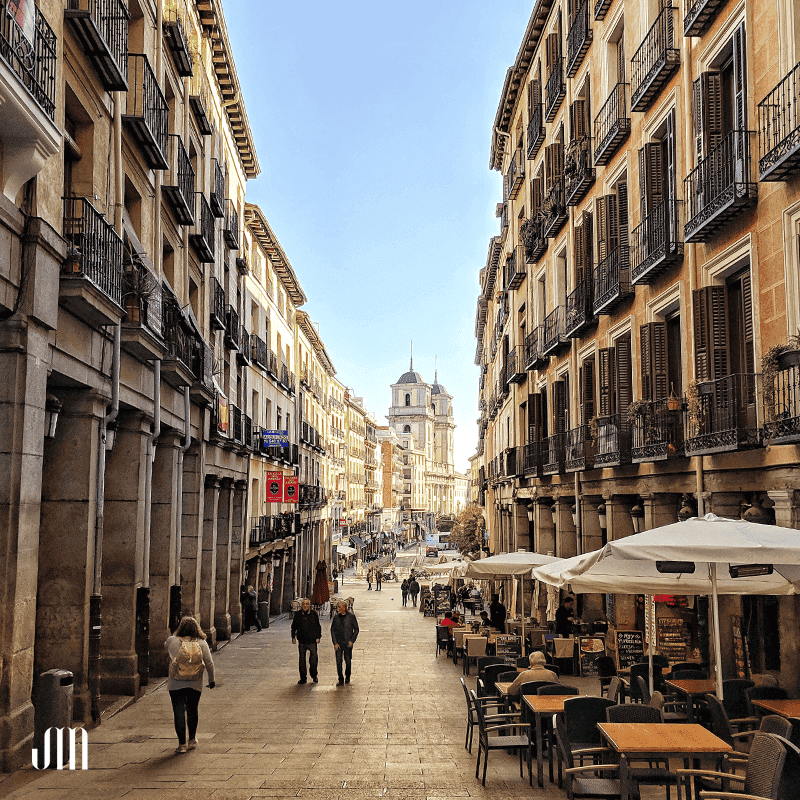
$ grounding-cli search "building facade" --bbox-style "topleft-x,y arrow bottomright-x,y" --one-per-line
476,0 -> 800,683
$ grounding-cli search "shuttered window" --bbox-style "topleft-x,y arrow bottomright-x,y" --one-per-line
546,32 -> 561,75
546,142 -> 565,191
554,378 -> 568,434
617,181 -> 630,269
580,356 -> 596,424
528,392 -> 543,442
640,321 -> 669,401
574,210 -> 593,285
528,79 -> 541,118
732,23 -> 747,133
530,176 -> 543,218
598,347 -> 615,416
614,334 -> 633,414
596,194 -> 619,263
570,98 -> 589,141
639,143 -> 663,219
692,72 -> 723,160
693,286 -> 729,382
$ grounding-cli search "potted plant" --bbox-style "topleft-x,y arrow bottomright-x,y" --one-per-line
686,380 -> 704,430
121,251 -> 157,325
63,246 -> 82,274
666,383 -> 681,412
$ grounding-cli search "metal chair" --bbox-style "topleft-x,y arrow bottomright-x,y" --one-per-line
517,680 -> 560,722
463,635 -> 488,676
479,663 -> 512,696
650,690 -> 689,723
539,684 -> 579,695
435,625 -> 452,657
629,663 -> 662,703
596,655 -> 617,698
476,655 -> 505,674
460,677 -> 514,754
722,678 -> 756,728
606,676 -> 623,704
453,627 -> 469,664
635,675 -> 653,705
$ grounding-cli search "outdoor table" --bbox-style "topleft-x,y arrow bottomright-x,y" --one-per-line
494,681 -> 514,713
597,722 -> 732,800
751,698 -> 800,718
523,694 -> 573,787
663,678 -> 717,723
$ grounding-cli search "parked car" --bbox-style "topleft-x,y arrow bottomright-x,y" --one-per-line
426,547 -> 438,558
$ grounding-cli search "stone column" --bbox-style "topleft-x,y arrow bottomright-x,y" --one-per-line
513,502 -> 530,551
180,444 -> 204,620
767,490 -> 800,529
228,481 -> 246,632
100,411 -> 150,697
554,497 -> 577,559
214,479 -> 233,641
642,493 -> 678,531
605,495 -> 634,541
581,497 -> 604,553
200,476 -> 220,647
710,491 -> 744,519
535,501 -> 556,555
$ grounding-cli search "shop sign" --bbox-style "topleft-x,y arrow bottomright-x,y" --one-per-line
216,394 -> 229,435
283,476 -> 298,503
7,0 -> 35,44
262,429 -> 288,447
265,472 -> 283,503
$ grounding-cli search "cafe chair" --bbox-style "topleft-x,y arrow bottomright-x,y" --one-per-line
471,688 -> 533,786
463,636 -> 488,676
480,663 -> 513,697
629,663 -> 662,703
461,677 -> 515,754
669,662 -> 705,676
770,735 -> 800,800
539,684 -> 579,696
636,675 -> 653,705
596,656 -> 618,698
705,696 -> 790,759
435,625 -> 452,657
476,656 -> 505,674
453,627 -> 469,665
517,655 -> 530,669
638,654 -> 671,670
722,678 -> 756,729
555,715 -> 636,800
671,668 -> 708,679
676,731 -> 787,800
605,677 -> 624,705
561,695 -> 616,782
650,690 -> 689,723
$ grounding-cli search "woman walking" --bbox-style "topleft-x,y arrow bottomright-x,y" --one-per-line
400,578 -> 410,607
166,617 -> 215,754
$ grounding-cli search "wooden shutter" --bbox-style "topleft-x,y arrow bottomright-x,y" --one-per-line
598,347 -> 615,415
528,80 -> 536,118
554,380 -> 567,434
546,142 -> 564,189
574,223 -> 585,285
638,143 -> 664,218
547,32 -> 560,72
617,181 -> 630,269
570,99 -> 587,141
664,110 -> 677,243
528,392 -> 543,442
581,357 -> 596,424
692,72 -> 723,161
640,322 -> 669,401
741,273 -> 754,374
614,334 -> 633,415
596,194 -> 619,264
733,23 -> 747,133
693,286 -> 729,382
530,176 -> 542,218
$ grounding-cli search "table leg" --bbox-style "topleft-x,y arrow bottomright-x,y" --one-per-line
535,712 -> 544,788
620,755 -> 631,800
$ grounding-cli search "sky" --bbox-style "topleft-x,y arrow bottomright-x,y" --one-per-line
224,1 -> 534,474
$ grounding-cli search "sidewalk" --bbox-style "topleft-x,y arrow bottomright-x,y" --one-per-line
1,577 -> 576,799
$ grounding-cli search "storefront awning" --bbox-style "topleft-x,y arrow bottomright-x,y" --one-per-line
350,536 -> 365,549
336,545 -> 357,556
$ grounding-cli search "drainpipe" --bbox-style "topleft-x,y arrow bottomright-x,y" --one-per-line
171,387 -> 191,631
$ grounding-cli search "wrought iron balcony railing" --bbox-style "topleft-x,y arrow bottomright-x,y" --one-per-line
565,425 -> 594,471
565,276 -> 594,337
631,199 -> 683,285
505,346 -> 526,385
684,130 -> 757,243
163,134 -> 195,225
163,3 -> 192,77
595,414 -> 633,466
566,0 -> 592,78
758,60 -> 800,181
124,54 -> 168,169
631,7 -> 680,112
521,214 -> 547,263
543,306 -> 569,355
224,305 -> 239,350
544,178 -> 567,238
162,294 -> 193,372
763,360 -> 800,443
593,83 -> 630,166
210,159 -> 225,217
524,325 -> 549,371
631,399 -> 683,462
188,67 -> 212,135
64,0 -> 128,92
243,413 -> 252,450
543,432 -> 566,475
683,0 -> 728,37
545,58 -> 566,122
210,277 -> 225,330
230,404 -> 243,445
684,373 -> 761,455
62,197 -> 123,306
189,192 -> 215,262
505,148 -> 525,199
523,441 -> 542,476
593,247 -> 632,315
191,337 -> 213,393
565,135 -> 595,206
224,199 -> 239,250
505,244 -> 525,290
527,104 -> 545,160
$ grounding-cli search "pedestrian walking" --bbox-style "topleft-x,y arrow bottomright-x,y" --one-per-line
409,577 -> 420,607
241,584 -> 261,631
165,616 -> 215,754
331,600 -> 359,685
400,578 -> 410,606
291,598 -> 321,684
366,569 -> 373,590
375,569 -> 382,591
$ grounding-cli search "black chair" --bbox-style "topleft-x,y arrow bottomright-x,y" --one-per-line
596,655 -> 617,698
471,688 -> 533,786
516,655 -> 530,669
746,685 -> 790,719
460,677 -> 515,753
722,678 -> 756,729
629,663 -> 662,703
773,735 -> 800,800
635,675 -> 653,705
518,680 -> 560,722
480,663 -> 512,697
476,656 -> 505,675
606,677 -> 624,705
638,654 -> 670,670
435,625 -> 452,657
539,684 -> 579,695
561,695 -> 616,783
671,668 -> 708,680
650,690 -> 688,723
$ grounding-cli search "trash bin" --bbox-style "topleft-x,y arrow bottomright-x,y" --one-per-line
258,600 -> 270,628
33,669 -> 74,767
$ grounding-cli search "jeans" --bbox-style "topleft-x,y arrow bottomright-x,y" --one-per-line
169,688 -> 201,745
401,592 -> 408,606
411,593 -> 418,606
298,641 -> 318,680
335,645 -> 352,680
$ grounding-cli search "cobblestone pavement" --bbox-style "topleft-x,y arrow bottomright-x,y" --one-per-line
0,574 -> 657,800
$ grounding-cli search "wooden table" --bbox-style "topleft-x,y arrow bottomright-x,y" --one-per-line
523,694 -> 573,787
598,722 -> 732,800
751,698 -> 800,719
663,678 -> 717,723
494,681 -> 514,713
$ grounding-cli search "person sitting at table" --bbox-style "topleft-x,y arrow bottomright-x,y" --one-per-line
440,611 -> 459,630
489,594 -> 507,630
505,651 -> 558,697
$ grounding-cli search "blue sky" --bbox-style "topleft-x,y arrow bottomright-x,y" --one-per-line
224,1 -> 534,472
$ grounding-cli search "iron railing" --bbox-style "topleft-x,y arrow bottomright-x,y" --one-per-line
521,214 -> 547,263
543,432 -> 566,475
505,148 -> 525,199
527,102 -> 545,160
764,360 -> 800,443
565,135 -> 595,206
230,404 -> 243,444
192,337 -> 213,392
62,197 -> 123,306
631,199 -> 683,285
524,325 -> 548,370
251,334 -> 268,368
163,134 -> 195,225
523,441 -> 541,476
545,57 -> 565,122
189,192 -> 215,262
593,83 -> 630,166
124,53 -> 168,169
565,276 -> 594,337
683,0 -> 727,37
162,295 -> 193,370
224,305 -> 239,350
224,199 -> 239,250
758,60 -> 800,180
630,6 -> 680,112
631,400 -> 683,462
505,346 -> 525,384
566,0 -> 592,77
565,425 -> 594,471
543,306 -> 568,354
595,414 -> 633,466
544,177 -> 567,238
505,244 -> 525,290
162,1 -> 192,77
593,247 -> 632,314
210,158 -> 225,217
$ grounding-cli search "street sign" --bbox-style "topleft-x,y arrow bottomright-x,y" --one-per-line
262,429 -> 288,447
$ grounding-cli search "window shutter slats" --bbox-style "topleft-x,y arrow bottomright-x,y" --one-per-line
571,99 -> 587,141
639,143 -> 664,218
555,380 -> 567,434
582,357 -> 596,424
596,194 -> 618,263
574,222 -> 585,284
733,23 -> 747,132
693,286 -> 729,382
528,392 -> 543,442
617,181 -> 629,268
641,322 -> 669,401
742,273 -> 754,373
614,334 -> 633,414
694,72 -> 723,160
598,347 -> 615,416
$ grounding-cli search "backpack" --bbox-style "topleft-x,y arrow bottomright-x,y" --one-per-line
170,637 -> 204,681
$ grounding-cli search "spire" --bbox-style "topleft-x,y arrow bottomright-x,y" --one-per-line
410,340 -> 413,371
435,355 -> 438,383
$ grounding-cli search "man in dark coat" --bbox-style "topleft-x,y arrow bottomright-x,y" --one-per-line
409,578 -> 420,607
330,600 -> 359,685
291,598 -> 322,684
241,585 -> 261,632
489,594 -> 507,631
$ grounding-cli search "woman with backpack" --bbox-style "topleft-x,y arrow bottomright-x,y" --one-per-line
166,616 -> 215,754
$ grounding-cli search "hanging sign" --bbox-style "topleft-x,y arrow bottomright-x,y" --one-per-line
265,472 -> 283,503
262,429 -> 288,447
283,476 -> 299,503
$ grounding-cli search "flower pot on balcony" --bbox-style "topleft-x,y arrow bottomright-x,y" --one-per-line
697,381 -> 714,396
778,349 -> 800,369
63,248 -> 82,274
667,394 -> 681,412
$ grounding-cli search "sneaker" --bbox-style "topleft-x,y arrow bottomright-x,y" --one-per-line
187,739 -> 197,750
175,744 -> 188,754
297,678 -> 307,684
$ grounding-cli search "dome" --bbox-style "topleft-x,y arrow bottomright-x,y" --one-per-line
431,382 -> 446,395
397,370 -> 424,384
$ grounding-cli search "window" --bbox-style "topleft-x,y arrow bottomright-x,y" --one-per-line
580,356 -> 596,426
405,393 -> 410,406
598,332 -> 632,416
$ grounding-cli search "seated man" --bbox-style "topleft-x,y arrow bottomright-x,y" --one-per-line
440,611 -> 459,631
505,651 -> 558,697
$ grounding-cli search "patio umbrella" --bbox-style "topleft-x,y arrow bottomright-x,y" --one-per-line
531,514 -> 800,699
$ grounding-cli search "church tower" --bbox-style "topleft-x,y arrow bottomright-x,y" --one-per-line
431,370 -> 455,468
387,355 -> 434,457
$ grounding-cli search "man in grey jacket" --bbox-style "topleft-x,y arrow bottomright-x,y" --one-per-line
330,600 -> 359,685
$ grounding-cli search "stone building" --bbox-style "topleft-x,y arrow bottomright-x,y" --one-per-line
476,0 -> 800,683
377,425 -> 404,538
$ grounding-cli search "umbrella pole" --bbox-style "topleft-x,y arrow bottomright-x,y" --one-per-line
520,576 -> 526,657
710,563 -> 724,701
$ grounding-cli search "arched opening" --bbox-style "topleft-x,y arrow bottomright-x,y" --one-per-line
403,424 -> 411,433
404,393 -> 410,406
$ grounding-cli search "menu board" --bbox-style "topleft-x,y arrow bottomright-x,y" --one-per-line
494,634 -> 520,659
421,586 -> 435,616
657,617 -> 691,665
578,636 -> 607,676
433,585 -> 451,616
615,630 -> 645,669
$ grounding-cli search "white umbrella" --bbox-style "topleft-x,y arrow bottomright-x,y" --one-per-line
532,514 -> 800,699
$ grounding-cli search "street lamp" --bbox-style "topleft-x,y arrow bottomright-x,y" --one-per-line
526,502 -> 535,523
44,393 -> 62,439
570,503 -> 578,527
677,494 -> 695,522
597,502 -> 607,546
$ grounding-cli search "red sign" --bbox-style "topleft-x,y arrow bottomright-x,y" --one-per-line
283,476 -> 299,504
265,472 -> 283,503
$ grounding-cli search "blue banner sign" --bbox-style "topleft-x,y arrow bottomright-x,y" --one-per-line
262,429 -> 288,447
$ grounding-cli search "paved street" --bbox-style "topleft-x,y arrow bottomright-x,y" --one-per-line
1,574 -> 576,799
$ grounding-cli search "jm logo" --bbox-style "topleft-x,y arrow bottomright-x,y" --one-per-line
32,727 -> 88,770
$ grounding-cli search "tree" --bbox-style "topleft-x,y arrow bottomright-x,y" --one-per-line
450,503 -> 485,555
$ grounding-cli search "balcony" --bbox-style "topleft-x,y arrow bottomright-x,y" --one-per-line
60,197 -> 124,327
593,83 -> 630,166
64,0 -> 128,91
120,272 -> 165,360
505,346 -> 526,385
505,148 -> 525,200
565,276 -> 595,337
542,306 -> 569,355
684,130 -> 757,243
230,404 -> 244,445
251,334 -> 268,369
759,61 -> 800,181
545,58 -> 565,122
210,277 -> 225,330
631,7 -> 680,112
566,0 -> 592,78
243,413 -> 252,452
594,414 -> 633,466
565,135 -> 595,206
565,426 -> 594,471
544,178 -> 567,239
161,294 -> 194,388
503,447 -> 519,478
162,134 -> 194,225
684,373 -> 761,455
524,326 -> 549,371
594,0 -> 613,20
543,432 -> 566,475
123,54 -> 168,169
190,337 -> 214,399
521,214 -> 547,263
683,0 -> 728,37
631,400 -> 684,462
210,158 -> 225,217
593,247 -> 632,315
224,305 -> 239,350
189,193 -> 215,262
223,199 -> 239,250
523,441 -> 542,476
631,200 -> 683,285
163,4 -> 192,77
188,68 -> 212,135
527,102 -> 545,160
504,245 -> 525,291
266,349 -> 278,377
764,361 -> 800,443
